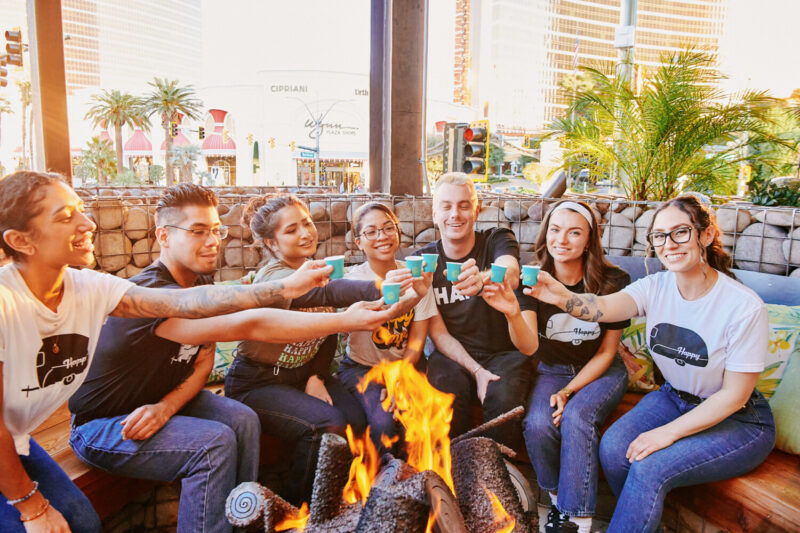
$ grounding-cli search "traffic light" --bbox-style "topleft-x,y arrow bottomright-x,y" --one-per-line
523,134 -> 531,149
269,137 -> 275,149
222,129 -> 229,144
442,122 -> 468,173
247,133 -> 253,146
0,55 -> 7,88
463,120 -> 490,181
290,141 -> 296,152
198,126 -> 205,140
169,122 -> 178,137
5,29 -> 22,67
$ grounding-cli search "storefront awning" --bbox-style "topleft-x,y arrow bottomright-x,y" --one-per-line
124,128 -> 153,157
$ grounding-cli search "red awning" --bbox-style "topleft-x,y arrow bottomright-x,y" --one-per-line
202,108 -> 236,156
123,129 -> 152,157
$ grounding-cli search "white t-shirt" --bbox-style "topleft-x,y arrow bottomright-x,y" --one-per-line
0,265 -> 133,454
623,270 -> 767,398
345,260 -> 438,367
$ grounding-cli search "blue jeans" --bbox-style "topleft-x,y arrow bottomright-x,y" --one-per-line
599,382 -> 776,532
69,390 -> 260,533
426,349 -> 532,450
0,439 -> 101,532
523,356 -> 627,517
224,356 -> 366,505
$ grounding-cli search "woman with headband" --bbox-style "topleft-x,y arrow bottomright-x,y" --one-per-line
526,195 -> 775,532
481,199 -> 631,533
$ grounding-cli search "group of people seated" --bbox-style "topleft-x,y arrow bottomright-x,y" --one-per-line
0,170 -> 776,533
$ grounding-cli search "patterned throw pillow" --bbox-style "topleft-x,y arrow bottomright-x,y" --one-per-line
619,317 -> 659,393
758,304 -> 800,399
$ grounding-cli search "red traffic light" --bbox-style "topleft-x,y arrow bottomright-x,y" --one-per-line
464,127 -> 487,142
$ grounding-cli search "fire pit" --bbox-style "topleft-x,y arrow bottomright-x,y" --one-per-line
225,360 -> 536,532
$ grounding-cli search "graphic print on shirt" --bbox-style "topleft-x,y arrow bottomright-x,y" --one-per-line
21,334 -> 89,395
171,344 -> 200,365
372,309 -> 415,349
648,323 -> 709,367
544,313 -> 601,345
432,285 -> 470,306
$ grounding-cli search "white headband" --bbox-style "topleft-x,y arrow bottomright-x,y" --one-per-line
550,201 -> 594,227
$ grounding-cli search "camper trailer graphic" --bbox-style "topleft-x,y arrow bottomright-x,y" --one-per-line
22,334 -> 89,395
649,323 -> 708,367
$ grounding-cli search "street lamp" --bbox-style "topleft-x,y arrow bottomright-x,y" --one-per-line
291,97 -> 352,187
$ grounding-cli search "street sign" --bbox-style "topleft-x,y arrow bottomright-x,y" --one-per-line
300,151 -> 315,158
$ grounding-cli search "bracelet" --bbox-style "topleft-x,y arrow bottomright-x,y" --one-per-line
472,364 -> 482,375
559,388 -> 574,399
19,498 -> 50,522
6,481 -> 38,506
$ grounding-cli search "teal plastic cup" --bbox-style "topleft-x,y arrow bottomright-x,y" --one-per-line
405,256 -> 424,278
382,282 -> 401,305
324,255 -> 345,279
490,263 -> 507,284
446,262 -> 462,282
422,253 -> 439,273
522,265 -> 540,286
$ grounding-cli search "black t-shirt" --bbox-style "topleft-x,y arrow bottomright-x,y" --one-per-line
69,261 -> 213,421
417,228 -> 520,354
516,274 -> 631,366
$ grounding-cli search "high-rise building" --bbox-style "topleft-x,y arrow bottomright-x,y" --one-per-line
455,0 -> 727,132
61,0 -> 202,95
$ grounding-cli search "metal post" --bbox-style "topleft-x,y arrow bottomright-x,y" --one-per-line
315,120 -> 321,186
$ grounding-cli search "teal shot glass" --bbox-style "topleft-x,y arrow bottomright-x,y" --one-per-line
382,282 -> 401,305
446,262 -> 462,282
522,265 -> 540,286
324,255 -> 345,280
490,263 -> 507,284
405,256 -> 424,278
422,253 -> 439,273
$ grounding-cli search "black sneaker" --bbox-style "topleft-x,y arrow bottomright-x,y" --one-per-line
545,505 -> 569,533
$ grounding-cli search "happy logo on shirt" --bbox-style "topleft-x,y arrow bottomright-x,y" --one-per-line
21,334 -> 89,395
544,313 -> 601,346
649,323 -> 709,367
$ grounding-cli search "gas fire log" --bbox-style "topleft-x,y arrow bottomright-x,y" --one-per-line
451,437 -> 530,533
309,433 -> 353,524
451,406 -> 525,446
306,503 -> 363,533
372,455 -> 417,491
354,487 -> 429,532
225,481 -> 297,532
421,472 -> 467,533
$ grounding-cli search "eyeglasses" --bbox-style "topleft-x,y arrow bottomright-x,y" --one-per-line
359,223 -> 398,241
163,224 -> 229,240
646,226 -> 694,247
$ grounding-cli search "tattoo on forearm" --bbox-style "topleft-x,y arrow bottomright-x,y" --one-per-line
116,281 -> 287,319
564,294 -> 603,321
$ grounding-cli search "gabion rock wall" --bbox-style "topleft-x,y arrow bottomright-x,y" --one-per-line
77,188 -> 800,280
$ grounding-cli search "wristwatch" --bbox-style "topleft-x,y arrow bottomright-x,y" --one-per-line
559,388 -> 574,399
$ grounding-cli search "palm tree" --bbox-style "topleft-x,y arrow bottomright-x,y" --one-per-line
81,136 -> 117,186
84,89 -> 146,173
549,49 -> 791,201
169,144 -> 202,183
0,96 -> 13,150
141,78 -> 203,185
16,80 -> 30,169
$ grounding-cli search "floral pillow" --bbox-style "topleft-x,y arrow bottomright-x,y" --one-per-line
619,317 -> 659,393
757,304 -> 800,399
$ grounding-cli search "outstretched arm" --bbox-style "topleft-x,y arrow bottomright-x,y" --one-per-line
481,278 -> 537,355
111,260 -> 334,319
524,270 -> 638,323
155,301 -> 407,346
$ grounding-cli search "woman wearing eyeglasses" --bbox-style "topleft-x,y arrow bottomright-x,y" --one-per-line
224,195 -> 408,505
481,199 -> 630,533
527,195 -> 775,532
337,203 -> 437,453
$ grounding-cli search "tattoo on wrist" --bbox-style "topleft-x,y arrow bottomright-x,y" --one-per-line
564,294 -> 603,321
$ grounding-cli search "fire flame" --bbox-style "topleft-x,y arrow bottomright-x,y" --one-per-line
425,498 -> 441,533
274,502 -> 309,532
486,489 -> 516,533
359,359 -> 455,492
342,425 -> 380,504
